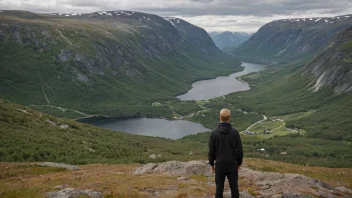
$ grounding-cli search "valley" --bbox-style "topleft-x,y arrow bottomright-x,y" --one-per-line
0,10 -> 242,117
0,7 -> 352,197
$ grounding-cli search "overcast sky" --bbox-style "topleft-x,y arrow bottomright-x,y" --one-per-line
1,0 -> 352,32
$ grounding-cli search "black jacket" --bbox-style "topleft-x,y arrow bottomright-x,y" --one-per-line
208,122 -> 243,166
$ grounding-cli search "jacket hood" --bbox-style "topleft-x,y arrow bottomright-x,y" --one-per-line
217,122 -> 232,134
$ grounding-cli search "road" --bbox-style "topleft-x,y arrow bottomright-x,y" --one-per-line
245,115 -> 268,131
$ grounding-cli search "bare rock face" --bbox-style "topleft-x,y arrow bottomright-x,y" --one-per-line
46,188 -> 103,198
305,27 -> 352,93
39,162 -> 79,170
132,163 -> 158,175
239,168 -> 341,197
132,161 -> 352,197
132,160 -> 212,176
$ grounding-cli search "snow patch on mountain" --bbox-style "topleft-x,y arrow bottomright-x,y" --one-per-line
164,17 -> 176,26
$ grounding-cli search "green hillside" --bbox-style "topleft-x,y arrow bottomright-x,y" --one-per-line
0,10 -> 241,117
1,97 -> 351,168
0,98 -> 207,164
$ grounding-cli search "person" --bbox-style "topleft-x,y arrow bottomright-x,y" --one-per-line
208,108 -> 243,198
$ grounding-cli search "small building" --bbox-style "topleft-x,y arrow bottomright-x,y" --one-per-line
280,152 -> 287,155
264,129 -> 272,134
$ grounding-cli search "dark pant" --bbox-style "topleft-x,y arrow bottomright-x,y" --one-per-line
215,164 -> 239,198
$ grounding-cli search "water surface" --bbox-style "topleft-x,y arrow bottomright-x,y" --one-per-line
177,62 -> 265,101
78,117 -> 210,139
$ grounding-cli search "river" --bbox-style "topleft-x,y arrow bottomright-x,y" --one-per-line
177,62 -> 265,101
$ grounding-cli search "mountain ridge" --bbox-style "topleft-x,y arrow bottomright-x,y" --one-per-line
233,14 -> 352,64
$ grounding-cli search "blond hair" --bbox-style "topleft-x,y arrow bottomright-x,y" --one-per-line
220,108 -> 231,122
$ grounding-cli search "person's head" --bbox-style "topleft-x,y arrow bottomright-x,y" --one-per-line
220,108 -> 231,123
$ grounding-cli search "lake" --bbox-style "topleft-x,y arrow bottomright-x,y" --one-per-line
78,117 -> 210,139
79,62 -> 264,139
177,62 -> 265,101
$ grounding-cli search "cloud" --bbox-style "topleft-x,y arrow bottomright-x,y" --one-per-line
190,0 -> 214,3
0,0 -> 351,32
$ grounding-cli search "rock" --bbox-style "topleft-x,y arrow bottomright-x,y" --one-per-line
53,184 -> 69,190
184,161 -> 212,176
239,168 -> 349,197
239,190 -> 255,198
46,188 -> 103,198
59,124 -> 69,129
133,161 -> 352,197
153,161 -> 185,176
132,163 -> 158,175
223,191 -> 231,198
133,161 -> 212,176
76,73 -> 88,83
45,119 -> 57,126
336,186 -> 352,194
149,154 -> 157,159
177,177 -> 188,181
280,194 -> 314,198
40,162 -> 79,170
58,49 -> 71,62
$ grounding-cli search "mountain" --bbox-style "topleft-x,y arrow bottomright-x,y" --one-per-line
304,27 -> 352,93
209,31 -> 253,51
233,15 -> 352,64
0,10 -> 241,116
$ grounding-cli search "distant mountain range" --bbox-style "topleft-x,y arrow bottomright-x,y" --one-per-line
209,31 -> 253,51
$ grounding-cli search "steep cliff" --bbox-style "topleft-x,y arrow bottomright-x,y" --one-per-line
233,15 -> 352,63
0,10 -> 240,115
305,27 -> 352,93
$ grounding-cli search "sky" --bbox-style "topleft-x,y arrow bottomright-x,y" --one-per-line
1,0 -> 352,33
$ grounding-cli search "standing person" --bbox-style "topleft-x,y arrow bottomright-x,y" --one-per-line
208,108 -> 243,198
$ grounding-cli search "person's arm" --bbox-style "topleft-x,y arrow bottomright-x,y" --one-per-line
235,130 -> 243,167
208,131 -> 216,167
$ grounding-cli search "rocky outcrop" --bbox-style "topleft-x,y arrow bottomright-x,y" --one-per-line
240,168 -> 339,197
39,162 -> 79,170
133,160 -> 352,197
132,160 -> 212,176
46,188 -> 103,198
233,14 -> 352,63
304,27 -> 352,93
